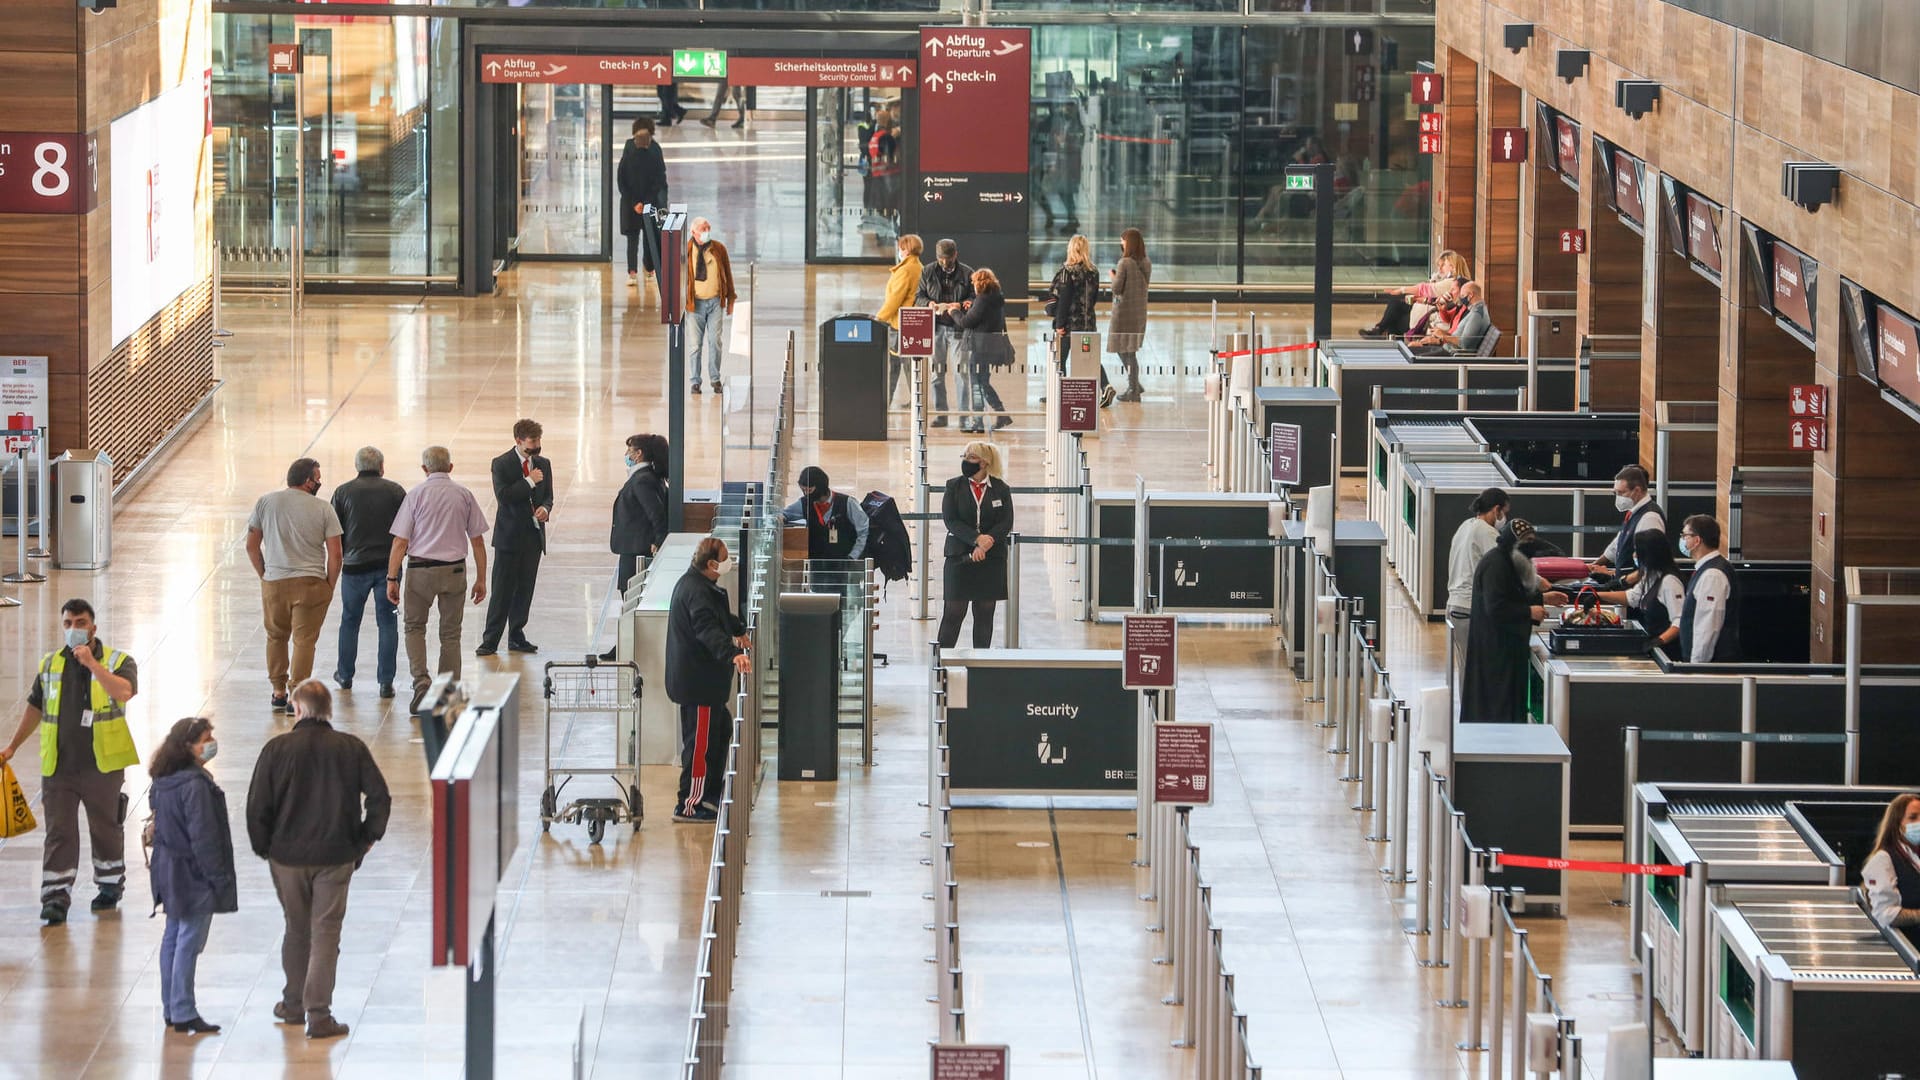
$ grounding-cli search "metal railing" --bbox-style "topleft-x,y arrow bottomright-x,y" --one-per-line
2,429 -> 50,594
681,325 -> 797,1079
925,646 -> 966,1043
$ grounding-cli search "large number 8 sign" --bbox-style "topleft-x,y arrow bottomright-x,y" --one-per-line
33,141 -> 70,197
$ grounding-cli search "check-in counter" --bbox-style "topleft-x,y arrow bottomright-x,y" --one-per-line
1396,456 -> 1509,618
1367,412 -> 1486,557
1529,635 -> 1920,834
618,532 -> 741,765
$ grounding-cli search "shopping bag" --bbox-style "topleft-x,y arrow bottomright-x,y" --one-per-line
1,762 -> 36,838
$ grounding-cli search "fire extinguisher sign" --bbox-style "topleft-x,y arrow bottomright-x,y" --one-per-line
0,356 -> 49,453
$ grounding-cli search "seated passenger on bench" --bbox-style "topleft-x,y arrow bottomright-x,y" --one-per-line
1409,281 -> 1489,357
1359,250 -> 1470,338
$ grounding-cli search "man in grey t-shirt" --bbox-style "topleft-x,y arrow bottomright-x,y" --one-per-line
246,458 -> 344,713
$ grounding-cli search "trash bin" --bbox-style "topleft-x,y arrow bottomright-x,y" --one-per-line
53,449 -> 112,570
776,591 -> 841,781
818,313 -> 889,441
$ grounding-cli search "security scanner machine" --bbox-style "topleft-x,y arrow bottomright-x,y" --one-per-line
1395,456 -> 1510,618
1627,781 -> 1911,1055
1706,884 -> 1920,1075
1278,517 -> 1389,676
1366,413 -> 1485,547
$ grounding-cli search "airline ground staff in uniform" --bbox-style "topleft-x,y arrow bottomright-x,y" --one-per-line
665,538 -> 751,823
1,598 -> 140,925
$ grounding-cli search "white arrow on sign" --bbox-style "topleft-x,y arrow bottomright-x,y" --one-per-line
924,176 -> 936,186
923,72 -> 945,93
677,54 -> 697,73
648,62 -> 666,77
926,38 -> 944,56
487,60 -> 502,76
1013,192 -> 1024,202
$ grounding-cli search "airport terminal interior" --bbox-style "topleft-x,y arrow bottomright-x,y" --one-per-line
4,0 -> 1920,1077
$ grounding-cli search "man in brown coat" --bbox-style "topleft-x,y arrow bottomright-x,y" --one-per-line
684,217 -> 738,394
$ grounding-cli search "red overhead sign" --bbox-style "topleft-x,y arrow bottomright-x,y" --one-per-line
919,28 -> 1030,175
0,133 -> 97,215
1490,127 -> 1528,163
1412,73 -> 1445,105
725,56 -> 915,88
1153,722 -> 1213,806
1877,305 -> 1920,403
1123,614 -> 1177,690
482,54 -> 670,85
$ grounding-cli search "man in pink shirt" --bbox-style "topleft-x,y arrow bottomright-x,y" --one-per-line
385,446 -> 490,711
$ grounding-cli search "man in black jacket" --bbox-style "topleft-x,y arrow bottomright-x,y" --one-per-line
478,419 -> 554,657
914,238 -> 975,424
666,538 -> 750,823
245,680 -> 390,1040
330,446 -> 406,698
615,117 -> 670,289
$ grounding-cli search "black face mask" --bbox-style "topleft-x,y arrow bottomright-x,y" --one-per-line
960,460 -> 982,478
524,445 -> 542,458
307,481 -> 323,497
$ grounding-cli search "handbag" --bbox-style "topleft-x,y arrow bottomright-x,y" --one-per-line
969,333 -> 1016,371
1,761 -> 36,838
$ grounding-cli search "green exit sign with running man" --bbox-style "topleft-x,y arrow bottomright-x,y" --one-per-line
1284,171 -> 1316,192
673,49 -> 727,78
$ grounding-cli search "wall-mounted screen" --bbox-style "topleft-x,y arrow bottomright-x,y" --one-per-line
1685,193 -> 1724,280
1613,150 -> 1645,227
1771,240 -> 1816,342
110,80 -> 204,346
1554,114 -> 1581,189
1875,303 -> 1920,404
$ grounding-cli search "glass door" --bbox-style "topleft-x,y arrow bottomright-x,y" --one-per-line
515,83 -> 609,259
807,86 -> 904,262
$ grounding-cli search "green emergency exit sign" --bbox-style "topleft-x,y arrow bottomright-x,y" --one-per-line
673,49 -> 727,78
1285,172 -> 1316,191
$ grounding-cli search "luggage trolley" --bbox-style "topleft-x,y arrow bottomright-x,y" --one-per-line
539,658 -> 644,843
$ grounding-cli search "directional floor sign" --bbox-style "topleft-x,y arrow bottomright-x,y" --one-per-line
898,307 -> 935,358
673,49 -> 727,79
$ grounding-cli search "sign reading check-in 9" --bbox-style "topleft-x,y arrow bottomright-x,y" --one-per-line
0,133 -> 98,215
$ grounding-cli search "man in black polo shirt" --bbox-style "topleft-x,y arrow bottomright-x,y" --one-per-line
330,447 -> 407,699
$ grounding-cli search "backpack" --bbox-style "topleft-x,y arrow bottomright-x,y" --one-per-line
861,491 -> 912,583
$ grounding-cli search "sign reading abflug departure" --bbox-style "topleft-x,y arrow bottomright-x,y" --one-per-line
919,28 -> 1030,174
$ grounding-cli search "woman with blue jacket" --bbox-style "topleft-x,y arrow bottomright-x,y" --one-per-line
148,717 -> 238,1035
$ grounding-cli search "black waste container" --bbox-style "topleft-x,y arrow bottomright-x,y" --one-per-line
777,592 -> 842,781
819,313 -> 890,441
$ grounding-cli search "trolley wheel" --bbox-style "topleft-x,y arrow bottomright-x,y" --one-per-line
629,785 -> 644,829
540,786 -> 557,830
587,815 -> 607,845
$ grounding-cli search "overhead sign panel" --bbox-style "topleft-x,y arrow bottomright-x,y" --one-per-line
919,28 -> 1030,174
481,54 -> 670,85
673,48 -> 727,79
481,53 -> 915,88
725,56 -> 915,87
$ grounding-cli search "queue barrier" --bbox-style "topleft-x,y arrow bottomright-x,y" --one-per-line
681,325 -> 797,1079
926,648 -> 966,1045
1,427 -> 50,591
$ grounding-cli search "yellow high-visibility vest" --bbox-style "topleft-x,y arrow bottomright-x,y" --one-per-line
37,648 -> 139,776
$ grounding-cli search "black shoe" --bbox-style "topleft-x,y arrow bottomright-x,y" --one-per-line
1357,325 -> 1388,339
597,648 -> 617,662
474,645 -> 498,657
272,1002 -> 303,1025
1100,386 -> 1118,408
672,804 -> 719,823
173,1018 -> 221,1035
91,887 -> 122,913
731,118 -> 745,129
40,903 -> 66,926
508,640 -> 539,654
270,694 -> 289,713
379,684 -> 395,700
994,414 -> 1014,430
408,685 -> 428,713
334,676 -> 352,691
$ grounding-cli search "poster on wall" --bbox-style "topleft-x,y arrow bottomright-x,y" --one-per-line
110,80 -> 205,347
1,356 -> 50,454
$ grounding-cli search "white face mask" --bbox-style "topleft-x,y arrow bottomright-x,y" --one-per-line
712,558 -> 736,577
1678,536 -> 1693,558
1614,493 -> 1635,513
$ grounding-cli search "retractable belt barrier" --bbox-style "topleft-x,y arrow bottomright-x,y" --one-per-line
1213,342 -> 1317,360
1495,853 -> 1685,877
1635,730 -> 1847,745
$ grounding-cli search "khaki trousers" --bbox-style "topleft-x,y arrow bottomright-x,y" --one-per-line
403,562 -> 468,692
263,576 -> 335,694
269,860 -> 355,1017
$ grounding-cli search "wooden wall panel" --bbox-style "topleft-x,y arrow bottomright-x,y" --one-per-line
1476,75 -> 1524,356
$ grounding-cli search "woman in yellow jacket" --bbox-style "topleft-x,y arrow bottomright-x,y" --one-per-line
875,233 -> 923,404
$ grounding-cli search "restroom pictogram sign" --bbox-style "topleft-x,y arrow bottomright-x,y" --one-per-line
1490,127 -> 1528,163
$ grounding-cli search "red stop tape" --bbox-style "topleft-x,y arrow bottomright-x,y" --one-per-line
1495,852 -> 1685,877
1215,342 -> 1318,359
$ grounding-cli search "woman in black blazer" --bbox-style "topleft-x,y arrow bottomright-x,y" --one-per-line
953,268 -> 1012,434
612,433 -> 670,593
938,441 -> 1014,649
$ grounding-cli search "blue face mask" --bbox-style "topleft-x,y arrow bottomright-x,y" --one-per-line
199,739 -> 219,764
65,627 -> 91,650
1677,536 -> 1693,558
1904,822 -> 1920,847
624,456 -> 639,472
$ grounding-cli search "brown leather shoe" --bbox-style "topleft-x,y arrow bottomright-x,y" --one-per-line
306,1015 -> 350,1040
271,1002 -> 302,1024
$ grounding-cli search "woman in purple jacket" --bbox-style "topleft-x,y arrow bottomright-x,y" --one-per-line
148,717 -> 238,1035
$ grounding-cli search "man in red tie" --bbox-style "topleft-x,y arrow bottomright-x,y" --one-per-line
478,419 -> 554,657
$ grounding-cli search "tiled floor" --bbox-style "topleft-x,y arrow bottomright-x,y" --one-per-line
0,199 -> 1661,1078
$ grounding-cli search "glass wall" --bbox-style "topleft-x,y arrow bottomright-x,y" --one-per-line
213,13 -> 458,282
1026,20 -> 1434,286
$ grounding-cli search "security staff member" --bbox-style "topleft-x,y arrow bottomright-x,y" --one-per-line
1677,514 -> 1741,663
937,441 -> 1014,650
665,538 -> 751,823
0,598 -> 139,925
782,466 -> 869,561
478,418 -> 554,656
1590,464 -> 1665,582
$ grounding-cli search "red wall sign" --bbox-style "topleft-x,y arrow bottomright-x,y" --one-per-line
1418,131 -> 1443,155
1489,127 -> 1528,163
1412,73 -> 1445,105
1418,113 -> 1444,136
482,54 -> 670,85
724,56 -> 915,88
1789,417 -> 1827,451
1122,614 -> 1177,690
919,28 -> 1031,175
0,133 -> 98,215
1057,377 -> 1098,434
1153,722 -> 1213,806
1613,151 -> 1644,224
1877,305 -> 1920,403
1558,229 -> 1587,255
897,307 -> 934,358
1789,384 -> 1827,418
1553,115 -> 1580,178
268,43 -> 301,75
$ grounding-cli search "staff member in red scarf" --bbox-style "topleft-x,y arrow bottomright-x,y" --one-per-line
782,466 -> 869,561
937,442 -> 1013,649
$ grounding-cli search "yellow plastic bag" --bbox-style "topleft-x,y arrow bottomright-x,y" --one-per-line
1,762 -> 36,838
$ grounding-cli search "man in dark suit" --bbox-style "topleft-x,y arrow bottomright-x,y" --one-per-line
477,419 -> 553,656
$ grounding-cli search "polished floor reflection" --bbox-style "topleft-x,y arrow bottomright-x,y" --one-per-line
0,264 -> 1653,1077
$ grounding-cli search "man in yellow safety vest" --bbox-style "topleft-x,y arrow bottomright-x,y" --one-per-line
1,598 -> 140,925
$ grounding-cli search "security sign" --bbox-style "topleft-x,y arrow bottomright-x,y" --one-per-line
1789,417 -> 1827,451
1412,73 -> 1445,105
1122,614 -> 1177,691
1490,127 -> 1529,164
1153,722 -> 1213,806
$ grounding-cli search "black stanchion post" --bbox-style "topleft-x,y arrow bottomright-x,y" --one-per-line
661,205 -> 689,530
468,915 -> 496,1080
1282,162 -> 1338,343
